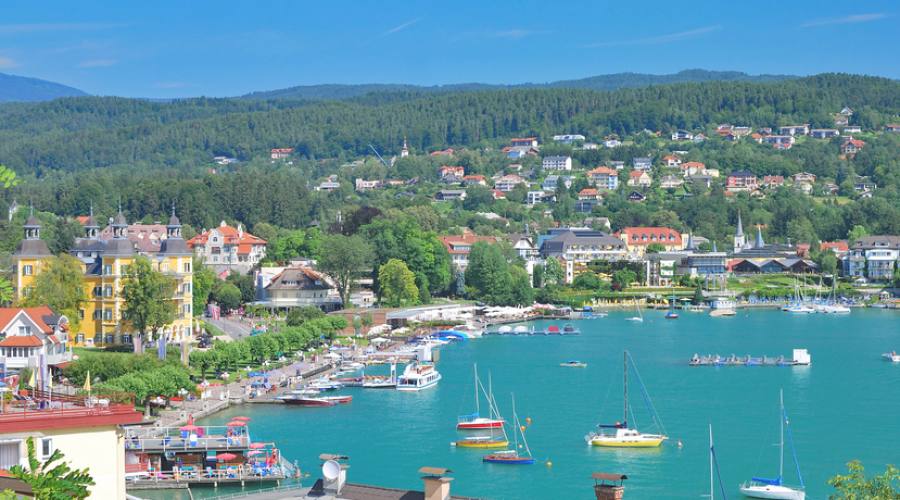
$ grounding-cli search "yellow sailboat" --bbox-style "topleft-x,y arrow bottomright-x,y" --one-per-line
585,351 -> 668,448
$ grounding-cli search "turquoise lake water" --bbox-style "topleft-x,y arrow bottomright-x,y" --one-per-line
185,309 -> 898,499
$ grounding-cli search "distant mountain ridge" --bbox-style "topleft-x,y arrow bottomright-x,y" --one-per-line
240,69 -> 796,101
0,72 -> 87,102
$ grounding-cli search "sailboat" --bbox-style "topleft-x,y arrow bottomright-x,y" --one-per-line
585,351 -> 668,447
482,395 -> 535,464
709,424 -> 729,500
625,298 -> 644,322
665,296 -> 679,320
454,373 -> 509,448
457,364 -> 505,430
740,390 -> 805,500
817,278 -> 850,314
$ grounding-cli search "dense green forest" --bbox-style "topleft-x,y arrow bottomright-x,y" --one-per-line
0,73 -> 898,251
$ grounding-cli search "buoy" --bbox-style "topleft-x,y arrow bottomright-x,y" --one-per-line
545,460 -> 553,468
518,444 -> 523,449
677,439 -> 683,448
526,417 -> 532,425
520,425 -> 526,432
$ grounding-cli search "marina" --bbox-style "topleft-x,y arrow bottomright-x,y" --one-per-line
158,309 -> 900,500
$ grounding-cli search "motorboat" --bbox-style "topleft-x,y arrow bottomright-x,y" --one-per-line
883,351 -> 900,363
545,325 -> 561,335
457,364 -> 505,430
586,351 -> 668,448
396,362 -> 442,391
319,395 -> 353,404
784,303 -> 816,314
513,325 -> 529,335
740,390 -> 806,500
665,311 -> 679,320
710,298 -> 736,317
277,395 -> 337,407
560,360 -> 588,368
562,323 -> 580,334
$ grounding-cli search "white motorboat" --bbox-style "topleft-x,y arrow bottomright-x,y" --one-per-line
883,351 -> 900,363
396,362 -> 442,391
740,390 -> 806,500
784,303 -> 816,314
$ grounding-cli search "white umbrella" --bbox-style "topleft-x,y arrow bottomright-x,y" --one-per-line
370,337 -> 389,344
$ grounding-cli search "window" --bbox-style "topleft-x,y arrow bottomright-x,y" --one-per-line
17,326 -> 30,335
183,262 -> 191,273
23,265 -> 33,276
93,310 -> 102,320
103,286 -> 113,298
0,441 -> 20,469
40,438 -> 53,460
103,265 -> 112,276
79,310 -> 85,320
103,309 -> 113,320
93,286 -> 102,297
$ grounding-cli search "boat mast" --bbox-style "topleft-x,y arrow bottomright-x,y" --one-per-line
511,394 -> 519,451
474,364 -> 479,416
709,424 -> 714,500
623,351 -> 628,426
779,389 -> 784,482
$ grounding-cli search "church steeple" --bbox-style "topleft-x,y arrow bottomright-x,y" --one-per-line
733,210 -> 746,254
167,203 -> 182,239
755,225 -> 765,249
112,203 -> 128,239
400,137 -> 409,158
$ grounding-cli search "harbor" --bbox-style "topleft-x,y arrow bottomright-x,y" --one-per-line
127,308 -> 900,499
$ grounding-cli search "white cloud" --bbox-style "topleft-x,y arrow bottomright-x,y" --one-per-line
0,56 -> 17,68
380,18 -> 421,37
0,23 -> 125,35
800,13 -> 888,28
583,25 -> 722,48
78,59 -> 117,68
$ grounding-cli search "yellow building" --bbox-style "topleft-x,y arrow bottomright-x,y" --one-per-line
13,207 -> 193,347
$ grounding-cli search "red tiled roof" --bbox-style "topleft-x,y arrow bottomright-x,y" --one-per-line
617,227 -> 683,246
579,188 -> 598,196
491,190 -> 506,199
463,174 -> 485,181
0,307 -> 55,335
271,148 -> 294,154
439,230 -> 498,254
681,161 -> 705,169
430,148 -> 455,156
821,241 -> 849,252
629,170 -> 645,178
588,166 -> 617,176
0,335 -> 43,347
187,224 -> 267,249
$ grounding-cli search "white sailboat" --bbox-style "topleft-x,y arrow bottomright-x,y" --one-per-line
457,364 -> 505,430
740,390 -> 805,500
708,424 -> 728,500
625,299 -> 644,322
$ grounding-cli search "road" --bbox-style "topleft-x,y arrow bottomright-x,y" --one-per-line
205,316 -> 254,340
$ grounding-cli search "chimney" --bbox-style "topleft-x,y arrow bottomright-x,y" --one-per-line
420,467 -> 453,500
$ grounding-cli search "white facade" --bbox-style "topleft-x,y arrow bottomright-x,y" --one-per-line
542,156 -> 572,171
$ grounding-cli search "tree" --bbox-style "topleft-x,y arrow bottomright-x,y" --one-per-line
122,257 -> 177,354
508,266 -> 534,306
23,254 -> 85,332
543,258 -> 565,286
828,460 -> 899,499
847,225 -> 869,244
646,243 -> 666,254
318,234 -> 373,307
226,271 -> 256,304
0,276 -> 14,306
9,437 -> 94,500
612,269 -> 637,290
377,259 -> 419,307
573,272 -> 602,290
819,252 -> 838,276
286,306 -> 324,327
693,286 -> 704,305
192,258 -> 216,315
531,264 -> 544,288
212,282 -> 242,311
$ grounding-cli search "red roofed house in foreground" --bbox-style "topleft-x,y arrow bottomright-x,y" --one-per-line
0,306 -> 71,371
439,229 -> 499,271
616,227 -> 684,256
187,221 -> 267,274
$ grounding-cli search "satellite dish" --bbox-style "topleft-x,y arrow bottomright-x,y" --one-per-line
322,460 -> 341,481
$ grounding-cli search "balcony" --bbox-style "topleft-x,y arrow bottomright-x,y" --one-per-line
0,389 -> 142,432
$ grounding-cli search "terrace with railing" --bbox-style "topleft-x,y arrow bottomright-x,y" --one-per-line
124,425 -> 252,452
0,389 -> 142,432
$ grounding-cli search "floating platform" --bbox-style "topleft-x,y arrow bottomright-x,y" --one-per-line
689,349 -> 811,367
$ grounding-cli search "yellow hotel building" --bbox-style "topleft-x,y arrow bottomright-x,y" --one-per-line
12,208 -> 193,347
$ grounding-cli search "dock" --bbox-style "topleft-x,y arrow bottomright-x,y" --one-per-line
689,349 -> 811,367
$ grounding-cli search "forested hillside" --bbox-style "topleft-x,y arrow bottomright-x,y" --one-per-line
0,74 -> 896,175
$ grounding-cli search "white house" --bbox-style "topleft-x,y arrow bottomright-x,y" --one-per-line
542,156 -> 572,171
0,307 -> 71,370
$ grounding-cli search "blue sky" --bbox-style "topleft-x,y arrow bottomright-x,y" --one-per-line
1,0 -> 897,97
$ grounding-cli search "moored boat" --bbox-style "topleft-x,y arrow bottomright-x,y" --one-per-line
319,395 -> 353,404
277,395 -> 337,407
883,351 -> 900,362
560,360 -> 588,368
562,323 -> 580,334
740,390 -> 806,500
457,364 -> 505,430
545,325 -> 561,335
396,362 -> 441,391
585,351 -> 668,448
454,435 -> 509,448
482,395 -> 534,465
